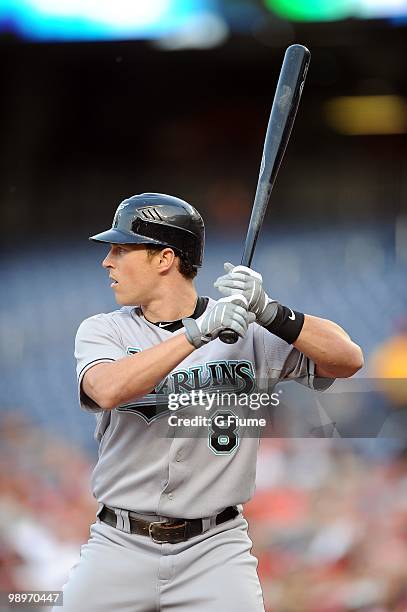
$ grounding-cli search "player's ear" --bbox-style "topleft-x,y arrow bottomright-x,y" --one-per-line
157,248 -> 176,272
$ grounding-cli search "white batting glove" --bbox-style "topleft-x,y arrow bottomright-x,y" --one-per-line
183,295 -> 256,349
214,263 -> 278,327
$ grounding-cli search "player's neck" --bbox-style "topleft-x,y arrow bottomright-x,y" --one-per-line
141,282 -> 198,323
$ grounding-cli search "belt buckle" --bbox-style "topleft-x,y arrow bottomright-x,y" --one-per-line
148,521 -> 169,544
148,520 -> 187,544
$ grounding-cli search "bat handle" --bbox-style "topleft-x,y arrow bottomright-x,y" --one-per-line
219,255 -> 251,344
219,329 -> 239,344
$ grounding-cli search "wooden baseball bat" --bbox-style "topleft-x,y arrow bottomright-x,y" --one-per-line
219,44 -> 311,344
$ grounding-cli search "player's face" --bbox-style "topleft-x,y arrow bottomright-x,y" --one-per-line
102,244 -> 159,305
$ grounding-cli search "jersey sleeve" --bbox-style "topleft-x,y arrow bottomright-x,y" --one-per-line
260,326 -> 334,391
75,314 -> 125,412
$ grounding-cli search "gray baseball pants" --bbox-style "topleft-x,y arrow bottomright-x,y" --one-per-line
57,513 -> 264,611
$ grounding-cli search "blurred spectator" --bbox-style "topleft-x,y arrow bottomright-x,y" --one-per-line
245,439 -> 407,611
0,413 -> 96,593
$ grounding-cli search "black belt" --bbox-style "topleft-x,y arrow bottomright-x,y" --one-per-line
99,505 -> 239,544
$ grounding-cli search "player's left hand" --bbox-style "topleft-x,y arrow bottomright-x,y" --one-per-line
214,262 -> 278,327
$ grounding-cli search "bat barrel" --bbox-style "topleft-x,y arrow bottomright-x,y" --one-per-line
241,44 -> 310,268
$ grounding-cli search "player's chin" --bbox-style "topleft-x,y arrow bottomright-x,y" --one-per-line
111,287 -> 125,303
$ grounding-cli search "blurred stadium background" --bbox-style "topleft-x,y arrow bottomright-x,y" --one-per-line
0,1 -> 406,610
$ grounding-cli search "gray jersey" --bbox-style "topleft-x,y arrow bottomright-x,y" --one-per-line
75,298 -> 325,519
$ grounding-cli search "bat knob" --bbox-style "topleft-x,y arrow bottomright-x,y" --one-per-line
219,329 -> 239,344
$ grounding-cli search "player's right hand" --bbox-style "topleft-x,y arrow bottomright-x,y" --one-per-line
183,295 -> 255,349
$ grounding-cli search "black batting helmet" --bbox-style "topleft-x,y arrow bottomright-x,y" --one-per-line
90,193 -> 205,267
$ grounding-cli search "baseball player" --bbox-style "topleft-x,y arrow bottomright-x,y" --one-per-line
60,193 -> 363,611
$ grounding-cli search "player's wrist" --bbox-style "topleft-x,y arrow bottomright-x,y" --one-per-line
182,318 -> 209,349
256,299 -> 278,326
261,303 -> 304,344
253,289 -> 272,319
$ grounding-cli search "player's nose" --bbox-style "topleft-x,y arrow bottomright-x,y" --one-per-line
102,247 -> 114,269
